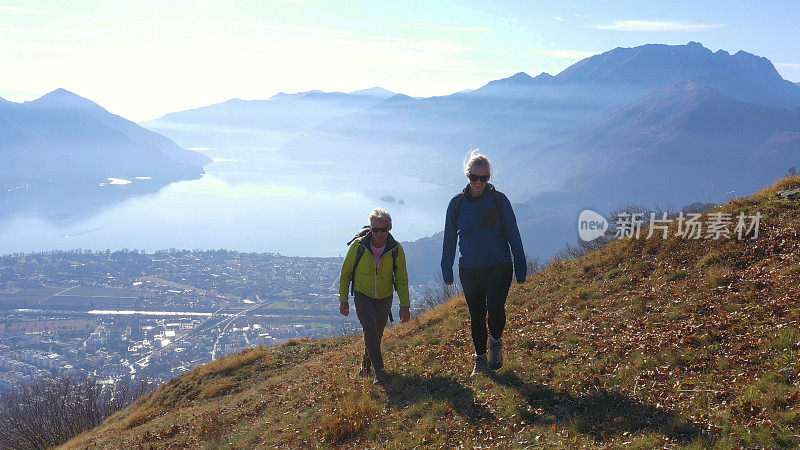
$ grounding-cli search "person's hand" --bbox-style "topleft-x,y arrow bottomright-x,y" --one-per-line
339,302 -> 349,316
399,306 -> 410,323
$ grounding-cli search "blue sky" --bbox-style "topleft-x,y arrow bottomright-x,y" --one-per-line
1,0 -> 798,120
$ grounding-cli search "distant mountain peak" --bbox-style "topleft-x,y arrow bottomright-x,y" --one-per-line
40,88 -> 84,100
349,86 -> 395,97
32,88 -> 105,111
507,72 -> 534,82
382,93 -> 415,103
271,89 -> 325,100
470,71 -> 550,97
556,41 -> 791,101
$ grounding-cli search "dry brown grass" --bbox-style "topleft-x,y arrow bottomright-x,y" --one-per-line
319,393 -> 380,444
199,377 -> 237,398
196,345 -> 273,376
123,408 -> 155,429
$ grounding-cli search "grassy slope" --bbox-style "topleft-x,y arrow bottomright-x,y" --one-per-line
65,176 -> 800,448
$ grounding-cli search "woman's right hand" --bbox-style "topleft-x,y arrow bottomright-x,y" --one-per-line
339,302 -> 349,316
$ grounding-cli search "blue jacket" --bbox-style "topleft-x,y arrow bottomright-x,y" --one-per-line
441,184 -> 527,284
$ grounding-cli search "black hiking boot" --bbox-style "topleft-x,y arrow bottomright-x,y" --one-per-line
489,338 -> 503,370
471,354 -> 489,377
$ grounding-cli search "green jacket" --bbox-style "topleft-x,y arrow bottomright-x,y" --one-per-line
339,233 -> 410,307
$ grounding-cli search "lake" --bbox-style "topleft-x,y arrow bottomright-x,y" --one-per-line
0,142 -> 453,257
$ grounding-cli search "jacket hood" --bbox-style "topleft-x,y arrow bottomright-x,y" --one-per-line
360,231 -> 398,257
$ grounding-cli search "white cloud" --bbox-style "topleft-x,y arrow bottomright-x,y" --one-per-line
0,38 -> 80,52
371,37 -> 472,54
0,27 -> 39,34
532,49 -> 596,59
210,20 -> 355,36
553,16 -> 564,22
427,25 -> 491,32
57,29 -> 98,38
590,20 -> 724,31
0,6 -> 52,15
0,27 -> 97,39
0,26 -> 36,34
401,23 -> 491,32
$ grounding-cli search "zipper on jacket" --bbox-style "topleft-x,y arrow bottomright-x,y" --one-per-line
363,241 -> 398,299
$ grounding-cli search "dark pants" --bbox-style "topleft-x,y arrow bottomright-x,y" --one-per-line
354,291 -> 392,372
459,262 -> 513,355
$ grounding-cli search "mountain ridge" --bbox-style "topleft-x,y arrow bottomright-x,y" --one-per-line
142,86 -> 399,149
149,86 -> 397,123
0,88 -> 210,217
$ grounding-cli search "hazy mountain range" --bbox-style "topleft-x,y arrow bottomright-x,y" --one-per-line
142,87 -> 397,150
2,41 -> 798,277
147,41 -> 800,277
0,89 -> 210,217
274,42 -> 800,199
151,41 -> 800,204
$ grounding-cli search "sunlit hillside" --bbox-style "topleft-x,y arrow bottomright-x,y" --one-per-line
65,175 -> 800,448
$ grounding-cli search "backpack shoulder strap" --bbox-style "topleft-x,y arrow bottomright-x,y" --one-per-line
454,194 -> 464,217
355,244 -> 366,266
350,243 -> 366,295
493,190 -> 505,231
391,247 -> 399,291
493,191 -> 504,216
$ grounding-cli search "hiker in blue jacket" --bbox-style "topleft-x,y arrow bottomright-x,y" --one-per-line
441,151 -> 526,376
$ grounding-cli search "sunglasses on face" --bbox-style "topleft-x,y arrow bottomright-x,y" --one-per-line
468,173 -> 490,182
371,227 -> 389,233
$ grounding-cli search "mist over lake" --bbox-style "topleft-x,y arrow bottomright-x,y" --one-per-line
0,131 -> 452,257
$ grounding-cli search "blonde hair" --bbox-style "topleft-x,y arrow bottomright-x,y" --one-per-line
369,208 -> 392,228
463,149 -> 492,177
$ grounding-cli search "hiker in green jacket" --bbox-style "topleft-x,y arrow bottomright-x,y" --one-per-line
339,208 -> 411,384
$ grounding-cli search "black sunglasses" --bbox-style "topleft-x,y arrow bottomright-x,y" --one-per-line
468,173 -> 490,182
371,227 -> 389,233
